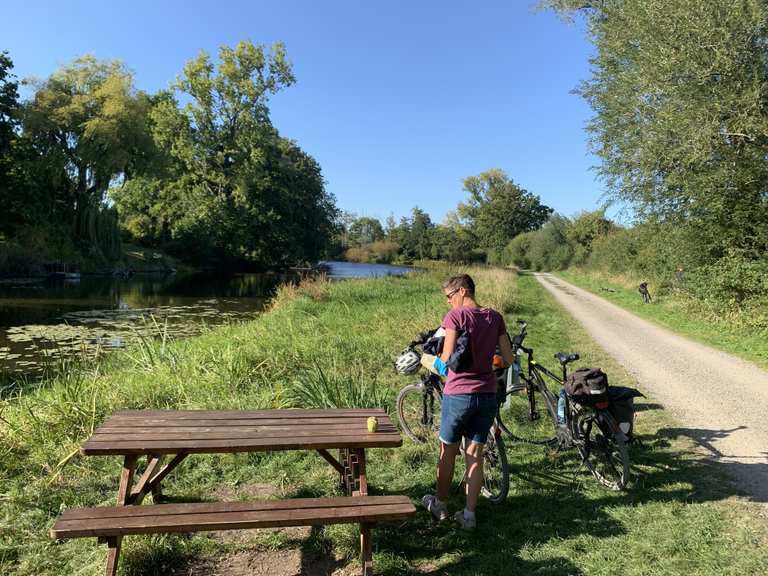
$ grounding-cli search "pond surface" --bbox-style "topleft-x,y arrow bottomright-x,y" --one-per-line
0,261 -> 413,376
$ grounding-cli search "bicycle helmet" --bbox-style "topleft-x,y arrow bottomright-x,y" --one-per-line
395,348 -> 421,375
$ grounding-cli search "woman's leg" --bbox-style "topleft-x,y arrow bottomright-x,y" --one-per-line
437,441 -> 461,501
463,441 -> 485,512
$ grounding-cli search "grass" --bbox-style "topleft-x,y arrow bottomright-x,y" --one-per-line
1,265 -> 766,575
556,269 -> 768,371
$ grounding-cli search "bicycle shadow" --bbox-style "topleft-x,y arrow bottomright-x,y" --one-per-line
653,425 -> 768,502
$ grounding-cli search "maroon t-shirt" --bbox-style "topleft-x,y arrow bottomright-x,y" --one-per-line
441,306 -> 507,395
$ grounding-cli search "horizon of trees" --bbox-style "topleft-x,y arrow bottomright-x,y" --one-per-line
335,169 -> 553,265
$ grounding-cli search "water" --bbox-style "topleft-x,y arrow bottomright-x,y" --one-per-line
0,261 -> 413,375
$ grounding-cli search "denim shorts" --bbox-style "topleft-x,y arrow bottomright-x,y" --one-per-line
439,393 -> 497,445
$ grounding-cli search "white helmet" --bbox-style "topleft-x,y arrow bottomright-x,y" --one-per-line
395,348 -> 421,375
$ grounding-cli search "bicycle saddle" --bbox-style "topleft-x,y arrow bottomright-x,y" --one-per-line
554,352 -> 580,365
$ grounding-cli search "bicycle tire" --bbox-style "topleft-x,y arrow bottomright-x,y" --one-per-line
497,384 -> 558,445
578,421 -> 630,490
459,425 -> 510,504
396,383 -> 441,444
480,426 -> 510,503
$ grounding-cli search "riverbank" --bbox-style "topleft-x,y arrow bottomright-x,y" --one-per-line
1,266 -> 766,575
0,241 -> 189,281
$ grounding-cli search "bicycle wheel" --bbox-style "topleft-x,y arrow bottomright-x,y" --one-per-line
459,426 -> 510,504
480,426 -> 510,503
497,383 -> 557,445
578,419 -> 630,490
397,383 -> 441,443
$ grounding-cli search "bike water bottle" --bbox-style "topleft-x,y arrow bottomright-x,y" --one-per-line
557,389 -> 567,425
504,351 -> 522,409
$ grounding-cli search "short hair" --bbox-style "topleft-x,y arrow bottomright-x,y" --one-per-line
442,274 -> 475,296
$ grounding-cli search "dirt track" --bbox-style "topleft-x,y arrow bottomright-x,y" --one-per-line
535,273 -> 768,503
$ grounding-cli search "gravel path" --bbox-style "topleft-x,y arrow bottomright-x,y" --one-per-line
534,272 -> 768,502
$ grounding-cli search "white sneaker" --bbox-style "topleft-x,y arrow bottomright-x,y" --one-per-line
421,494 -> 448,521
454,510 -> 476,530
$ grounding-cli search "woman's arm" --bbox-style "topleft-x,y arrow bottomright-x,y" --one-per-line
498,332 -> 514,366
440,328 -> 457,363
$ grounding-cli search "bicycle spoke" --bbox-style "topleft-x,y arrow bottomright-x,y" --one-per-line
397,384 -> 440,444
497,386 -> 557,445
579,425 -> 630,490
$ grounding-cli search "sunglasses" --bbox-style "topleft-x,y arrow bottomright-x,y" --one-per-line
445,288 -> 460,300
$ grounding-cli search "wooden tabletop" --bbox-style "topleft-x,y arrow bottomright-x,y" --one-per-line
80,408 -> 402,456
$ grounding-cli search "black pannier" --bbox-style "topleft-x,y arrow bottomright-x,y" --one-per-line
565,367 -> 608,405
607,386 -> 645,439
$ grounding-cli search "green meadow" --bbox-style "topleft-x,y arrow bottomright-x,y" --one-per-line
1,266 -> 766,575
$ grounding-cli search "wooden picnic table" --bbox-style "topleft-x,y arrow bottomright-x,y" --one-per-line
74,407 -> 405,575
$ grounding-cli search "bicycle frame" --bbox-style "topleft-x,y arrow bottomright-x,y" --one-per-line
511,343 -> 562,424
418,372 -> 442,427
508,339 -> 624,446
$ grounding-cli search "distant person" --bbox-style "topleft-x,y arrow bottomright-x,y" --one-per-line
421,273 -> 514,529
638,282 -> 652,304
675,266 -> 684,286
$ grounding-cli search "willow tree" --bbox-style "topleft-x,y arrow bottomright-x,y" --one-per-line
22,55 -> 152,255
25,56 -> 152,209
548,0 -> 768,263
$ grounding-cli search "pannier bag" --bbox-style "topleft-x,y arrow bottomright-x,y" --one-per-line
607,386 -> 645,438
565,367 -> 608,405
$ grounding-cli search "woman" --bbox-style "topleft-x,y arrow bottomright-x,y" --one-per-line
421,273 -> 514,529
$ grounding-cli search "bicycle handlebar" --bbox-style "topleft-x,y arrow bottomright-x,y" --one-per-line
510,319 -> 528,348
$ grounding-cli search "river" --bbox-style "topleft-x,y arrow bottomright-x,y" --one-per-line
0,261 -> 414,377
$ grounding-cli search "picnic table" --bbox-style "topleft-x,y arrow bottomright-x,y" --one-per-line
51,407 -> 413,575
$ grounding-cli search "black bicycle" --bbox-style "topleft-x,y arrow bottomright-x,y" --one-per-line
497,320 -> 631,490
395,336 -> 510,503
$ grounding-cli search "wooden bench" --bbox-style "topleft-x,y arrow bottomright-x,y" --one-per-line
50,495 -> 415,575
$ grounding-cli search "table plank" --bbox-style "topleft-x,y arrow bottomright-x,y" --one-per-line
60,495 -> 411,520
91,429 -> 398,442
52,502 -> 416,538
82,434 -> 402,455
82,409 -> 401,456
113,408 -> 386,419
93,424 -> 398,434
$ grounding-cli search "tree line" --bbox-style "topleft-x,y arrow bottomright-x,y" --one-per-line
333,168 -> 553,265
0,42 -> 338,273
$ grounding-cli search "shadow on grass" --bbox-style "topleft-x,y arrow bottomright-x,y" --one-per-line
366,427 -> 761,575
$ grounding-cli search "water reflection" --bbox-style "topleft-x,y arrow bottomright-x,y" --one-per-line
0,262 -> 414,375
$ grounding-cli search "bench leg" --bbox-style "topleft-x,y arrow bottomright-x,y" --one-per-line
106,455 -> 136,576
360,523 -> 373,576
355,448 -> 368,496
105,537 -> 121,576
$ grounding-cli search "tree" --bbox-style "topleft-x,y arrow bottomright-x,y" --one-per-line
0,51 -> 20,234
550,0 -> 768,260
115,40 -> 338,267
457,169 -> 552,260
24,55 -> 153,218
348,216 -> 384,246
566,209 -> 616,264
407,207 -> 434,259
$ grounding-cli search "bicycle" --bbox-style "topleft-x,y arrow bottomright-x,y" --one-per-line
497,320 -> 631,490
395,335 -> 510,503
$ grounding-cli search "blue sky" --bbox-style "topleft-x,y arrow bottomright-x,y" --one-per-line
3,1 -> 606,224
